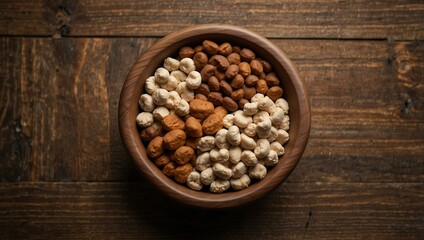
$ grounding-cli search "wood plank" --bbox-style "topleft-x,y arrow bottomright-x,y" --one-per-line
0,182 -> 422,239
0,38 -> 423,182
0,0 -> 423,40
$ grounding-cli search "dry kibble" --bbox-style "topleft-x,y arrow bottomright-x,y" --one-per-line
147,136 -> 165,158
162,114 -> 185,131
194,93 -> 208,101
218,42 -> 233,56
209,55 -> 230,71
179,47 -> 195,59
222,97 -> 238,112
212,106 -> 228,119
140,123 -> 163,142
200,64 -> 216,82
214,69 -> 226,82
185,137 -> 201,149
265,72 -> 280,87
193,52 -> 208,70
202,114 -> 224,135
250,59 -> 263,76
207,76 -> 220,92
154,154 -> 171,168
260,59 -> 272,73
194,45 -> 203,52
163,162 -> 176,177
174,163 -> 193,184
243,85 -> 257,100
231,74 -> 244,89
189,99 -> 214,119
185,116 -> 203,138
240,48 -> 255,62
219,80 -> 233,96
256,79 -> 269,94
267,86 -> 284,101
208,92 -> 223,106
238,62 -> 251,78
231,89 -> 244,101
202,40 -> 219,55
245,75 -> 259,87
232,46 -> 241,53
174,146 -> 195,165
163,129 -> 186,150
195,83 -> 210,96
227,53 -> 241,65
238,98 -> 249,109
225,64 -> 239,79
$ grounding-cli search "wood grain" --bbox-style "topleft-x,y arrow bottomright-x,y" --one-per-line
0,182 -> 422,239
0,0 -> 423,40
1,38 -> 423,182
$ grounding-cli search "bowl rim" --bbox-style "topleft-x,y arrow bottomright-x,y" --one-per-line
119,24 -> 311,209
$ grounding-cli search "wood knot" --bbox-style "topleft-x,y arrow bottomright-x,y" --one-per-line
53,5 -> 71,38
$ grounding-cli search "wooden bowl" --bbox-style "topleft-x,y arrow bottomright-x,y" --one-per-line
119,24 -> 311,209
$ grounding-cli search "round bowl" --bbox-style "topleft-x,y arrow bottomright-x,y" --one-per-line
119,24 -> 311,209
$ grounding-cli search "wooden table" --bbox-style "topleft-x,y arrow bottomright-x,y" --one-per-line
1,1 -> 423,239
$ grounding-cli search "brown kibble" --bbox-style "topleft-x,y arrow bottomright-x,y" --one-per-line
154,154 -> 171,168
189,99 -> 215,119
208,92 -> 223,106
202,40 -> 219,55
194,93 -> 208,101
259,72 -> 267,79
193,52 -> 208,71
232,46 -> 241,53
218,42 -> 233,56
243,85 -> 257,100
163,129 -> 186,150
183,114 -> 193,122
179,47 -> 195,59
174,163 -> 193,184
195,83 -> 210,96
207,76 -> 220,92
260,59 -> 272,73
238,98 -> 249,109
162,114 -> 185,131
214,69 -> 226,82
209,55 -> 230,71
140,123 -> 163,142
185,137 -> 200,149
185,117 -> 203,138
238,62 -> 251,78
227,53 -> 241,65
163,162 -> 177,177
200,64 -> 215,82
245,75 -> 259,87
230,74 -> 244,89
250,59 -> 263,76
256,79 -> 269,94
220,80 -> 233,96
240,48 -> 255,62
212,106 -> 228,119
173,146 -> 195,165
265,72 -> 280,87
147,136 -> 165,158
225,64 -> 239,79
194,45 -> 203,52
267,86 -> 284,101
222,97 -> 238,112
202,114 -> 224,135
231,89 -> 244,101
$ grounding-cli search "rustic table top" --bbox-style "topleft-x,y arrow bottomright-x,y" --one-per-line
1,1 -> 423,239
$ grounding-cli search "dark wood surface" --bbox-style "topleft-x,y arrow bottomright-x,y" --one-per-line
0,0 -> 423,239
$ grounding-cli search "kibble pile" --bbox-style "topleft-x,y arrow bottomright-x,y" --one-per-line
137,40 -> 290,193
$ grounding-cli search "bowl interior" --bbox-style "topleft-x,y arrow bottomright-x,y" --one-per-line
119,25 -> 310,209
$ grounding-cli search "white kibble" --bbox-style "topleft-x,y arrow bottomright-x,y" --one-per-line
243,102 -> 258,116
136,112 -> 153,127
270,107 -> 285,126
251,93 -> 264,104
267,127 -> 278,142
198,136 -> 215,152
258,96 -> 274,111
185,71 -> 202,89
276,129 -> 289,145
170,70 -> 187,82
230,174 -> 251,191
161,75 -> 180,91
279,115 -> 290,131
226,125 -> 241,146
210,148 -> 229,163
243,123 -> 257,137
229,146 -> 242,164
270,142 -> 285,156
176,82 -> 194,101
254,139 -> 270,158
257,118 -> 272,134
164,57 -> 180,72
152,106 -> 169,121
138,94 -> 155,112
195,152 -> 211,171
233,110 -> 253,128
223,114 -> 235,129
179,58 -> 196,74
187,171 -> 203,191
210,178 -> 230,193
240,134 -> 256,150
200,167 -> 215,185
215,129 -> 230,149
164,91 -> 181,110
213,163 -> 232,180
174,99 -> 190,116
264,150 -> 279,166
154,67 -> 169,84
249,164 -> 267,180
253,111 -> 269,124
145,76 -> 159,95
152,89 -> 169,106
275,98 -> 289,114
241,150 -> 258,166
231,161 -> 247,178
